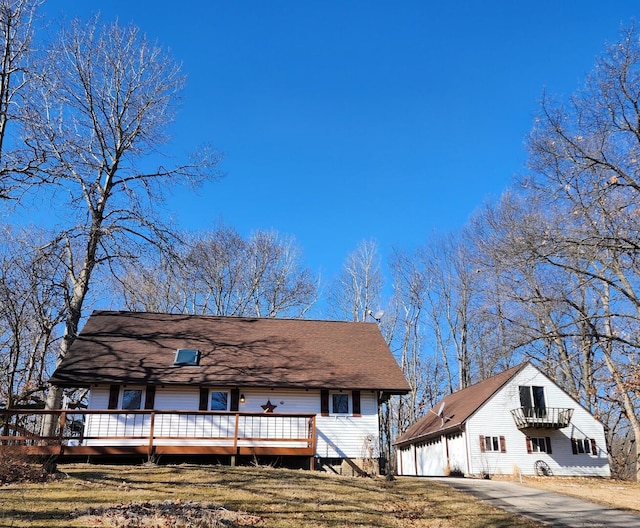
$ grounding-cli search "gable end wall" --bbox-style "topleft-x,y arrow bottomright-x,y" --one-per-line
466,364 -> 610,477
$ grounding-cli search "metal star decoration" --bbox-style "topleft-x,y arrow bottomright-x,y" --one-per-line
261,400 -> 277,413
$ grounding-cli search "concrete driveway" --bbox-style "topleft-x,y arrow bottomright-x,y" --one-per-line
430,477 -> 640,527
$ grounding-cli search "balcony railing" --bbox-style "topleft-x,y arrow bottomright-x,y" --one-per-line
510,407 -> 574,430
0,409 -> 317,459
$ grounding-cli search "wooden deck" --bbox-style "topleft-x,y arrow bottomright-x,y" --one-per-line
0,409 -> 317,460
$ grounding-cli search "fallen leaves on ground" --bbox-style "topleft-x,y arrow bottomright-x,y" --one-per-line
71,500 -> 264,527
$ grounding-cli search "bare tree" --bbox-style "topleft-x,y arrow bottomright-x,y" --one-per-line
525,24 -> 640,480
0,0 -> 42,201
16,17 -> 221,414
114,250 -> 190,314
0,225 -> 65,408
415,233 -> 481,391
243,230 -> 317,317
327,240 -> 383,322
113,226 -> 317,318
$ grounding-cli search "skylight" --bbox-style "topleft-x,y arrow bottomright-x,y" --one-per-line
174,348 -> 200,366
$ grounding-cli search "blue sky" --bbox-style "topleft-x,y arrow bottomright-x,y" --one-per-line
45,1 -> 639,285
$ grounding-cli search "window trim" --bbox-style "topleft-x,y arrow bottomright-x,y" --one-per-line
209,390 -> 230,411
330,392 -> 350,415
571,437 -> 596,455
174,348 -> 201,366
121,387 -> 144,410
479,435 -> 506,453
526,435 -> 552,454
519,385 -> 547,417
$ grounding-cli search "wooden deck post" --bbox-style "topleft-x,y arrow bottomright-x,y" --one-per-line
231,412 -> 240,466
147,411 -> 155,460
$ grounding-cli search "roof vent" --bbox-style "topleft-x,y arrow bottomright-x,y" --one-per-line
174,348 -> 200,366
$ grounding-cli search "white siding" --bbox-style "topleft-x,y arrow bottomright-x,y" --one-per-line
154,387 -> 200,410
220,388 -> 380,459
397,364 -> 610,478
89,387 -> 110,409
86,386 -> 381,460
466,364 -> 610,478
316,391 -> 380,459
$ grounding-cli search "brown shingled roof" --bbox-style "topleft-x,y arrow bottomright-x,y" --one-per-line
394,363 -> 526,447
50,311 -> 410,394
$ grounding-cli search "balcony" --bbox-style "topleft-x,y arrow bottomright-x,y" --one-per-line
510,407 -> 574,430
0,409 -> 317,460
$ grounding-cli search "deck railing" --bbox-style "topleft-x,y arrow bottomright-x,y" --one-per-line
0,409 -> 317,458
510,407 -> 574,430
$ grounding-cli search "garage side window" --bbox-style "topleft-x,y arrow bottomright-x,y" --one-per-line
571,437 -> 597,455
479,435 -> 506,453
526,436 -> 552,454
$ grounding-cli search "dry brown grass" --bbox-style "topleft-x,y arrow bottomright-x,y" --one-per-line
0,463 -> 542,528
497,474 -> 640,512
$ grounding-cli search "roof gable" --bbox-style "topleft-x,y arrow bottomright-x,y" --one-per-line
50,311 -> 410,393
394,363 -> 526,446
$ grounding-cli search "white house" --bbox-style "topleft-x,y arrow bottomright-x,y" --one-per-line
45,310 -> 410,471
394,362 -> 610,478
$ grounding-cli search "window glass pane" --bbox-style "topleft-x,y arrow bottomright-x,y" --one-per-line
332,394 -> 349,414
210,391 -> 228,411
175,349 -> 200,365
519,386 -> 532,409
122,389 -> 142,410
520,385 -> 533,417
492,437 -> 499,451
531,437 -> 547,453
532,386 -> 546,411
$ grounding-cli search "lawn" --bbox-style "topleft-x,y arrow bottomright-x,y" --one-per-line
0,464 -> 542,527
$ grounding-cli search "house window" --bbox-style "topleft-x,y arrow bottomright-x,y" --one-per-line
519,385 -> 546,417
174,348 -> 200,366
122,389 -> 143,410
526,436 -> 552,454
479,435 -> 506,453
210,391 -> 229,411
572,438 -> 596,455
530,437 -> 548,453
332,393 -> 349,414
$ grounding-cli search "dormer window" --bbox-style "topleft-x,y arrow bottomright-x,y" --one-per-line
174,348 -> 200,366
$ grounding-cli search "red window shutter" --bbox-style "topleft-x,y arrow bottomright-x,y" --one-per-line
144,386 -> 156,410
499,436 -> 506,453
525,436 -> 532,454
545,437 -> 552,454
352,391 -> 361,416
590,439 -> 597,455
571,438 -> 578,454
230,388 -> 240,411
320,390 -> 329,416
199,388 -> 209,411
108,385 -> 120,409
479,435 -> 486,452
